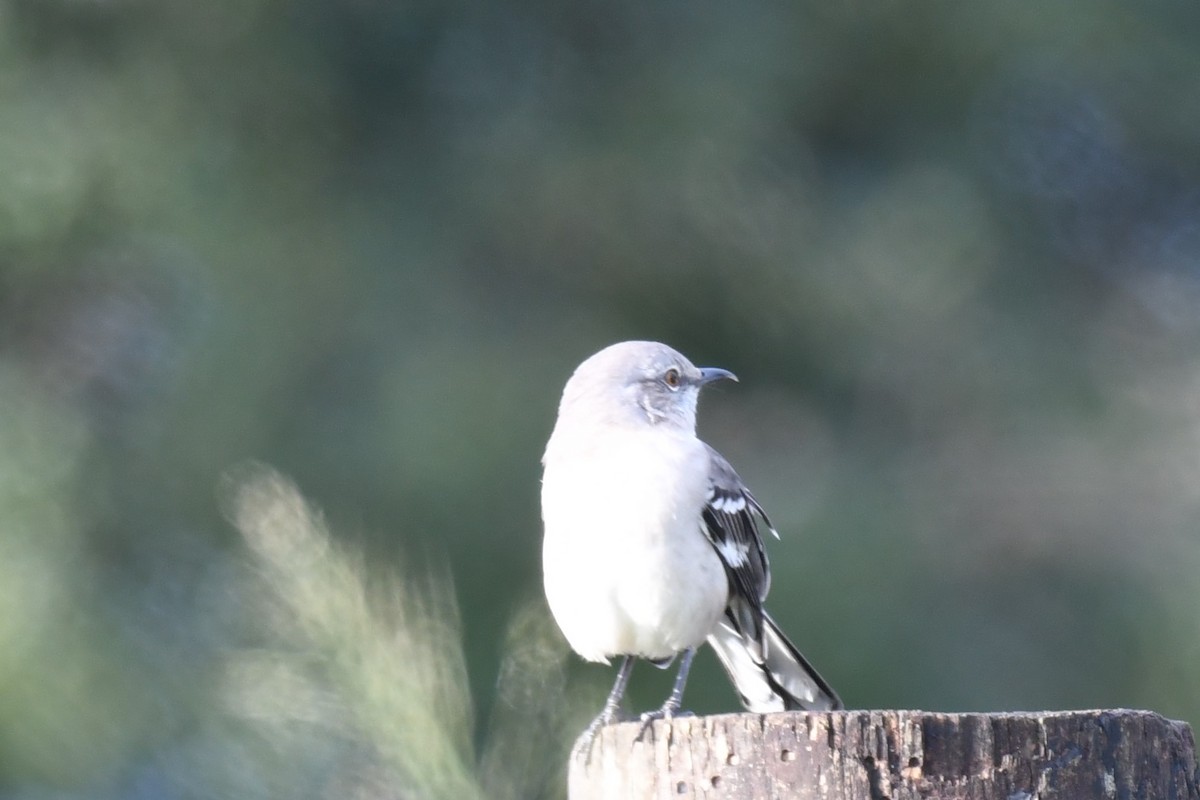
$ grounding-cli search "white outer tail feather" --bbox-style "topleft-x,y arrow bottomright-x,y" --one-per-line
707,613 -> 841,713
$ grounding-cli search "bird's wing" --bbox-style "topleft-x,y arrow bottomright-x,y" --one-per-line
701,444 -> 773,660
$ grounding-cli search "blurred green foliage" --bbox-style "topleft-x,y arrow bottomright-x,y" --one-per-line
2,0 -> 1200,796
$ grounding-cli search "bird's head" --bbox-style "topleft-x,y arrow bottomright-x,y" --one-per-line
557,341 -> 737,432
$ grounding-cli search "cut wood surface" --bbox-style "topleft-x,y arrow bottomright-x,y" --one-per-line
568,709 -> 1198,800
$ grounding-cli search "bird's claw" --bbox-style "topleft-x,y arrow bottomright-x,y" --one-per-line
634,704 -> 693,743
573,707 -> 628,763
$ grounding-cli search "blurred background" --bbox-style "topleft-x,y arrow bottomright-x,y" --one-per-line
3,0 -> 1200,797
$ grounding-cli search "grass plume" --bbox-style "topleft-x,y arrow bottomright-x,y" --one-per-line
221,463 -> 572,800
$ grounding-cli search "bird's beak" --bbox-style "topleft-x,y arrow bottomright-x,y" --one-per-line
699,367 -> 738,385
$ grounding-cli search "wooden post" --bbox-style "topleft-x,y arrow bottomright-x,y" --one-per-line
569,710 -> 1199,800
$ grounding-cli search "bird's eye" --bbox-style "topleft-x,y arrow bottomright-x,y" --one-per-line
663,368 -> 681,389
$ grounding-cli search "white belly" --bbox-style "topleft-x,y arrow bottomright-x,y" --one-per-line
541,430 -> 728,662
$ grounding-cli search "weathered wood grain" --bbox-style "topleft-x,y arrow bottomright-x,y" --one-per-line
568,710 -> 1198,800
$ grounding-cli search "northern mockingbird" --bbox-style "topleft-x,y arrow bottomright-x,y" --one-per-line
542,341 -> 841,749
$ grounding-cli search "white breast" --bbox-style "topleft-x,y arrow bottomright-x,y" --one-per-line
541,428 -> 728,662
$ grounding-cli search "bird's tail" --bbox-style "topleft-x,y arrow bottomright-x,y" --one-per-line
707,611 -> 842,712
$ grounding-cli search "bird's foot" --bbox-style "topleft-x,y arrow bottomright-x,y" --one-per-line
572,706 -> 629,763
634,702 -> 694,743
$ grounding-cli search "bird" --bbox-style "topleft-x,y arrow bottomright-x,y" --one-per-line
540,341 -> 841,753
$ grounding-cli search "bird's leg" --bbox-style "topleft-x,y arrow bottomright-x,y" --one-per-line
660,647 -> 697,714
573,656 -> 636,761
636,647 -> 696,742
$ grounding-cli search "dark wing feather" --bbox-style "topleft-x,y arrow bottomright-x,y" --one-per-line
700,444 -> 774,661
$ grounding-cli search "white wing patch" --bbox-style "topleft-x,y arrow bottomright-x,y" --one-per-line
708,493 -> 747,514
715,536 -> 751,568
